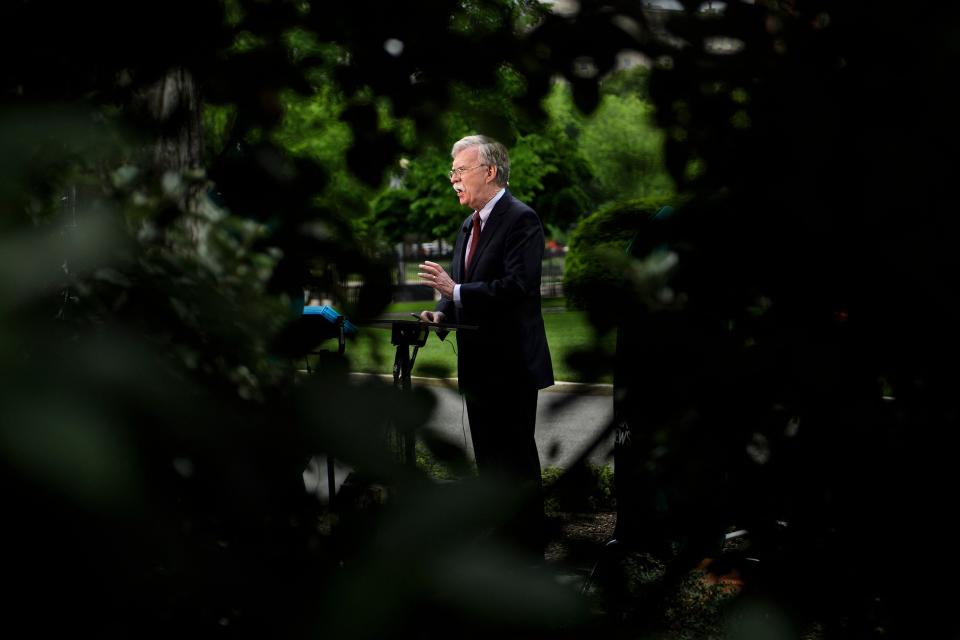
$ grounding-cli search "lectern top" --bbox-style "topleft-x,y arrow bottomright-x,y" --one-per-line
365,318 -> 478,332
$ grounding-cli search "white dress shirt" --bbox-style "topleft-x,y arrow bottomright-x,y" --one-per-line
454,188 -> 505,307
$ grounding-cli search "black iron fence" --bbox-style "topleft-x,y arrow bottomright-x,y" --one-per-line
314,243 -> 566,309
395,245 -> 565,300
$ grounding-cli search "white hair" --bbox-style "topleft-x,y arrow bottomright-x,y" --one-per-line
451,135 -> 510,187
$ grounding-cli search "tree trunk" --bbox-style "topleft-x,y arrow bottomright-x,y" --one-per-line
135,67 -> 205,175
131,67 -> 209,244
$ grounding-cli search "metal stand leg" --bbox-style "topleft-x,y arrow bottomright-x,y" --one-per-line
391,322 -> 428,468
327,454 -> 336,508
304,316 -> 348,508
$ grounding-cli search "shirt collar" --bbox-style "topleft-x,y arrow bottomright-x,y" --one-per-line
476,188 -> 506,227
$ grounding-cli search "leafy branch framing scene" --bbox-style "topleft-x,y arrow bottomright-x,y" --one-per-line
3,0 -> 959,637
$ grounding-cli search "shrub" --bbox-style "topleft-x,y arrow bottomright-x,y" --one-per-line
563,197 -> 674,317
543,463 -> 616,514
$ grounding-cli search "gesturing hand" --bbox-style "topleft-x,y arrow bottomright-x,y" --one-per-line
418,310 -> 445,323
418,261 -> 455,299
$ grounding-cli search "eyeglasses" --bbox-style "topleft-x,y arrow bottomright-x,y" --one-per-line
448,164 -> 487,179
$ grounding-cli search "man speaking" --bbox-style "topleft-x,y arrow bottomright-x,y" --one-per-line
418,135 -> 554,558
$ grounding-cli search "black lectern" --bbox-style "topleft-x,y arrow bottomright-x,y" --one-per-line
297,311 -> 474,503
368,318 -> 476,467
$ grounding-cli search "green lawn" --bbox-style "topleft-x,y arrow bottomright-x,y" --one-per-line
330,298 -> 614,383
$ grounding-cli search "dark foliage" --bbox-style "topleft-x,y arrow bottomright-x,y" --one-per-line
605,1 -> 960,636
0,1 -> 594,637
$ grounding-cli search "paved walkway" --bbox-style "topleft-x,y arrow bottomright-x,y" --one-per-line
413,376 -> 614,469
304,374 -> 615,501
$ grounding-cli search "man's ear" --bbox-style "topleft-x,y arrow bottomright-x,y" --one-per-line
486,165 -> 497,183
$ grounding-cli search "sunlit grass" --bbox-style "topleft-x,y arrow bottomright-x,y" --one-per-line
332,298 -> 614,383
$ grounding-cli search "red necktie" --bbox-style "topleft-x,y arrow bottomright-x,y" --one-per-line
465,211 -> 481,270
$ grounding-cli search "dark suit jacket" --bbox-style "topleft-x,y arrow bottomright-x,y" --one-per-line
437,190 -> 554,390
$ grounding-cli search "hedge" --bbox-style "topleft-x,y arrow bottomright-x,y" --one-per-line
563,197 -> 674,314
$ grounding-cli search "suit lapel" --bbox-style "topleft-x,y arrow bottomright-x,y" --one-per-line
452,212 -> 472,283
465,191 -> 510,281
